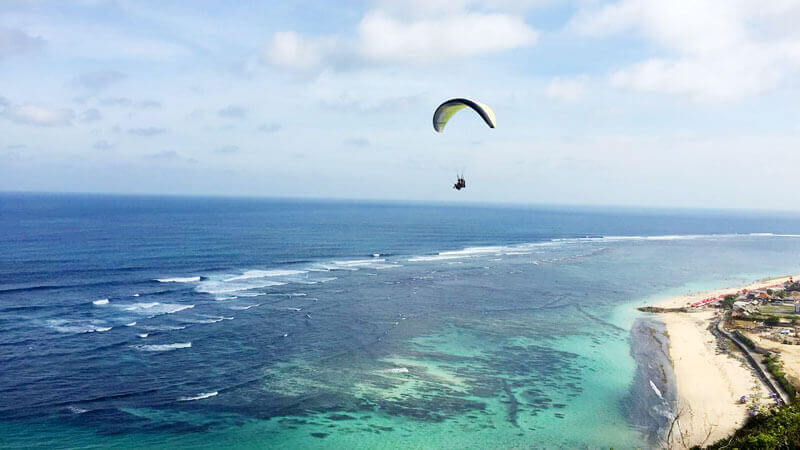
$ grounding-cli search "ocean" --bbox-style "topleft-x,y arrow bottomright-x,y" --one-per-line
3,192 -> 800,448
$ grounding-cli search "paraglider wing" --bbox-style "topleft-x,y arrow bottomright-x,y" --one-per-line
432,98 -> 496,132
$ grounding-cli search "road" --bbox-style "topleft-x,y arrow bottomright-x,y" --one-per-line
716,318 -> 792,406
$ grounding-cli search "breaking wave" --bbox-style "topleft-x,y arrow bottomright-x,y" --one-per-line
178,391 -> 218,401
224,269 -> 307,281
135,342 -> 191,352
230,304 -> 259,310
46,319 -> 112,334
118,302 -> 194,316
156,276 -> 201,283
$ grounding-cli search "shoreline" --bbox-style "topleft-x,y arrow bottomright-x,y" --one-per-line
650,274 -> 800,448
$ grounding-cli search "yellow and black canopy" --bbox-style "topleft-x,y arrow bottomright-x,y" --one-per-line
432,98 -> 496,132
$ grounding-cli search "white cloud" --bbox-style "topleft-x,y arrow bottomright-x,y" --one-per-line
357,11 -> 538,63
371,0 -> 549,18
264,6 -> 538,71
264,31 -> 341,71
5,105 -> 74,126
572,0 -> 800,100
545,76 -> 587,102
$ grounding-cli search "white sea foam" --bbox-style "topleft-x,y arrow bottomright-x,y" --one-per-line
92,298 -> 109,306
125,321 -> 137,327
196,279 -> 285,295
67,406 -> 89,414
187,316 -> 234,324
46,319 -> 112,334
372,253 -> 381,257
119,302 -> 194,316
311,259 -> 387,271
286,307 -> 302,311
133,293 -> 140,297
230,304 -> 259,310
224,269 -> 307,282
407,235 -> 795,263
409,246 -> 506,262
156,276 -> 201,283
335,259 -> 385,267
178,391 -> 218,401
135,342 -> 191,352
650,380 -> 663,399
139,325 -> 186,331
379,367 -> 409,374
215,296 -> 237,301
138,333 -> 149,338
236,292 -> 267,297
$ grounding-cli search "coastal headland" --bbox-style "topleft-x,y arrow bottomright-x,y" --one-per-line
643,274 -> 800,448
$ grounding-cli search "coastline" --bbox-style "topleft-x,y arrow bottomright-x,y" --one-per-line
651,274 -> 800,448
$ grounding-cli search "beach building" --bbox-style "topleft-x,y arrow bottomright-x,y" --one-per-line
733,301 -> 756,315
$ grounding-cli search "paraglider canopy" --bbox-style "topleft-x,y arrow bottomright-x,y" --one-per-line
432,98 -> 496,132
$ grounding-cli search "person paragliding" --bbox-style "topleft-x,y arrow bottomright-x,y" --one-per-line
432,98 -> 495,191
453,174 -> 466,190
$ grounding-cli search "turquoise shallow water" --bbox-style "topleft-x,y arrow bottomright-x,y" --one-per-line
4,195 -> 800,448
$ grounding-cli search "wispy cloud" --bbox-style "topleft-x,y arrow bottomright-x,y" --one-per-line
258,123 -> 281,133
0,27 -> 44,57
4,104 -> 74,126
218,105 -> 246,118
101,97 -> 133,107
138,100 -> 161,109
264,32 -> 342,71
343,137 -> 370,147
545,76 -> 587,102
146,150 -> 180,159
214,145 -> 239,154
144,150 -> 197,164
128,127 -> 166,136
80,108 -> 102,122
93,140 -> 114,150
71,70 -> 126,90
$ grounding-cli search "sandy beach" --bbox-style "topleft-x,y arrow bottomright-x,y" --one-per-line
655,274 -> 800,448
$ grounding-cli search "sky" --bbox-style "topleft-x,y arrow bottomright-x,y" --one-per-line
2,0 -> 800,210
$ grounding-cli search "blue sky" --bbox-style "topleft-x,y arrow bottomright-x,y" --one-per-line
2,0 -> 800,209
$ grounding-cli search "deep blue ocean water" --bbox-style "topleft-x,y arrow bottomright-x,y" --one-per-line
3,193 -> 800,448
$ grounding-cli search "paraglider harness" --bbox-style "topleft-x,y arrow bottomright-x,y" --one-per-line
453,174 -> 466,190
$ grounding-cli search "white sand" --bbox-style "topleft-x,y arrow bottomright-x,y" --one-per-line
660,310 -> 765,448
656,275 -> 800,448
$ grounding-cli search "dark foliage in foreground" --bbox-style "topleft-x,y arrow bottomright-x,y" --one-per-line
703,403 -> 800,449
